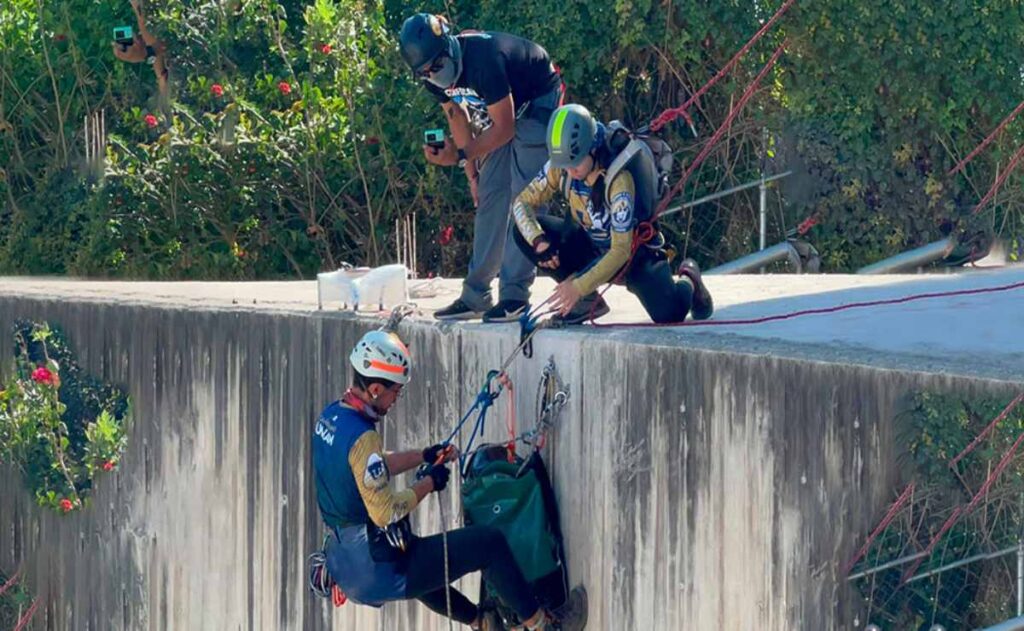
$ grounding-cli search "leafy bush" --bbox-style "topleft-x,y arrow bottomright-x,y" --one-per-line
2,1 -> 1022,275
0,322 -> 130,513
0,570 -> 34,631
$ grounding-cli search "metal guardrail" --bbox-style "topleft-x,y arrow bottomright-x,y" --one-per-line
981,616 -> 1024,631
706,238 -> 820,275
856,237 -> 957,274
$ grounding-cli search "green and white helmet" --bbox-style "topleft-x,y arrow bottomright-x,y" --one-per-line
547,104 -> 598,169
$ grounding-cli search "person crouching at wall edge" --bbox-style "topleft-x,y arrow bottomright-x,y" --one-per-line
512,104 -> 715,325
311,329 -> 554,629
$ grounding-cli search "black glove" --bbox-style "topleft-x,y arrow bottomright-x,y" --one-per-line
422,443 -> 447,465
427,464 -> 450,493
534,238 -> 558,263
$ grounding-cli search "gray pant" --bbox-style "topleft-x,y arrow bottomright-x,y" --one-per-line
460,87 -> 560,309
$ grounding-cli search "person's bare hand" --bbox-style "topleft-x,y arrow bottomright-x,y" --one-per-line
422,137 -> 458,166
112,40 -> 146,63
550,278 -> 583,316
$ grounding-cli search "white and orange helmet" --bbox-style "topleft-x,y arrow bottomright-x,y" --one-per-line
349,330 -> 411,385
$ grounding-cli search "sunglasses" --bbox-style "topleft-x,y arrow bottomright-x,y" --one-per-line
416,54 -> 448,79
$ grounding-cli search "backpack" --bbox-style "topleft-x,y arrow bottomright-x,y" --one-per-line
602,120 -> 674,222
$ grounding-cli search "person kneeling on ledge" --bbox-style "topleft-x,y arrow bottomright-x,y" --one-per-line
512,103 -> 714,325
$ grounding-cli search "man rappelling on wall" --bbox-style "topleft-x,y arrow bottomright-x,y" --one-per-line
309,328 -> 559,629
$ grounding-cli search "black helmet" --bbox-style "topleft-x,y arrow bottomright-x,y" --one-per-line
547,104 -> 599,169
399,13 -> 461,87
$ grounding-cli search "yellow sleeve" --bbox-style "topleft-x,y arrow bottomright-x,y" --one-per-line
573,171 -> 636,295
349,430 -> 419,528
512,161 -> 562,245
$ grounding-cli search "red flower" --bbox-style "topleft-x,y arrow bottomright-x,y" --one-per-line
211,83 -> 224,98
365,136 -> 380,146
320,44 -> 332,54
59,498 -> 73,512
54,34 -> 66,42
278,81 -> 292,95
144,113 -> 158,128
31,366 -> 55,385
102,461 -> 115,472
438,226 -> 454,246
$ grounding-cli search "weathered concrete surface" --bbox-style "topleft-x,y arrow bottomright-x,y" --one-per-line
0,279 -> 1020,630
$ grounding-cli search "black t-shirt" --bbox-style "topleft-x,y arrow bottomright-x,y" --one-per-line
424,31 -> 559,126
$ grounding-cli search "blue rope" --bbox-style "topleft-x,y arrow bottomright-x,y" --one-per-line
438,370 -> 502,477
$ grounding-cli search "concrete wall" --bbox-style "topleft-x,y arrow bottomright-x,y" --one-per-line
0,295 -> 1018,630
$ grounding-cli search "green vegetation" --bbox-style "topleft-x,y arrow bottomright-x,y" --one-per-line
853,392 -> 1024,629
1,1 -> 1022,277
0,321 -> 130,513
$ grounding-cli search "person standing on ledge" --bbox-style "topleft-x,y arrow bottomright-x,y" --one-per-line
400,13 -> 562,322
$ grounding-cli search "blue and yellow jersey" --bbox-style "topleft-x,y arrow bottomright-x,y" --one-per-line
513,161 -> 637,295
312,401 -> 419,530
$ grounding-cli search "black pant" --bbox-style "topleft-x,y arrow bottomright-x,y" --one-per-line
513,215 -> 694,323
405,525 -> 539,625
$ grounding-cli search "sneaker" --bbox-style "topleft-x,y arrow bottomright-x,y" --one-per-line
551,296 -> 610,326
482,299 -> 529,323
553,586 -> 588,631
434,298 -> 485,321
677,258 -> 714,321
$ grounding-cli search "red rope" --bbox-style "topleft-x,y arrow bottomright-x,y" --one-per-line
498,373 -> 517,462
843,482 -> 916,577
592,278 -> 1024,329
13,597 -> 40,631
0,569 -> 21,598
948,100 -> 1024,176
657,43 -> 787,219
969,141 -> 1024,216
648,0 -> 797,133
949,393 -> 1024,468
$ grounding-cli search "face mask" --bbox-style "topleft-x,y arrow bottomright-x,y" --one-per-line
426,55 -> 458,89
425,36 -> 462,89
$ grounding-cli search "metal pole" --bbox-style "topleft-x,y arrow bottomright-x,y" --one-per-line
856,237 -> 956,274
980,616 -> 1024,631
659,171 -> 792,217
705,241 -> 802,275
905,544 -> 1018,583
1018,490 -> 1023,616
1018,537 -> 1022,616
759,127 -> 768,253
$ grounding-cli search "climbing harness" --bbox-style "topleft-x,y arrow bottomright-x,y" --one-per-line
587,41 -> 788,327
563,0 -> 797,326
